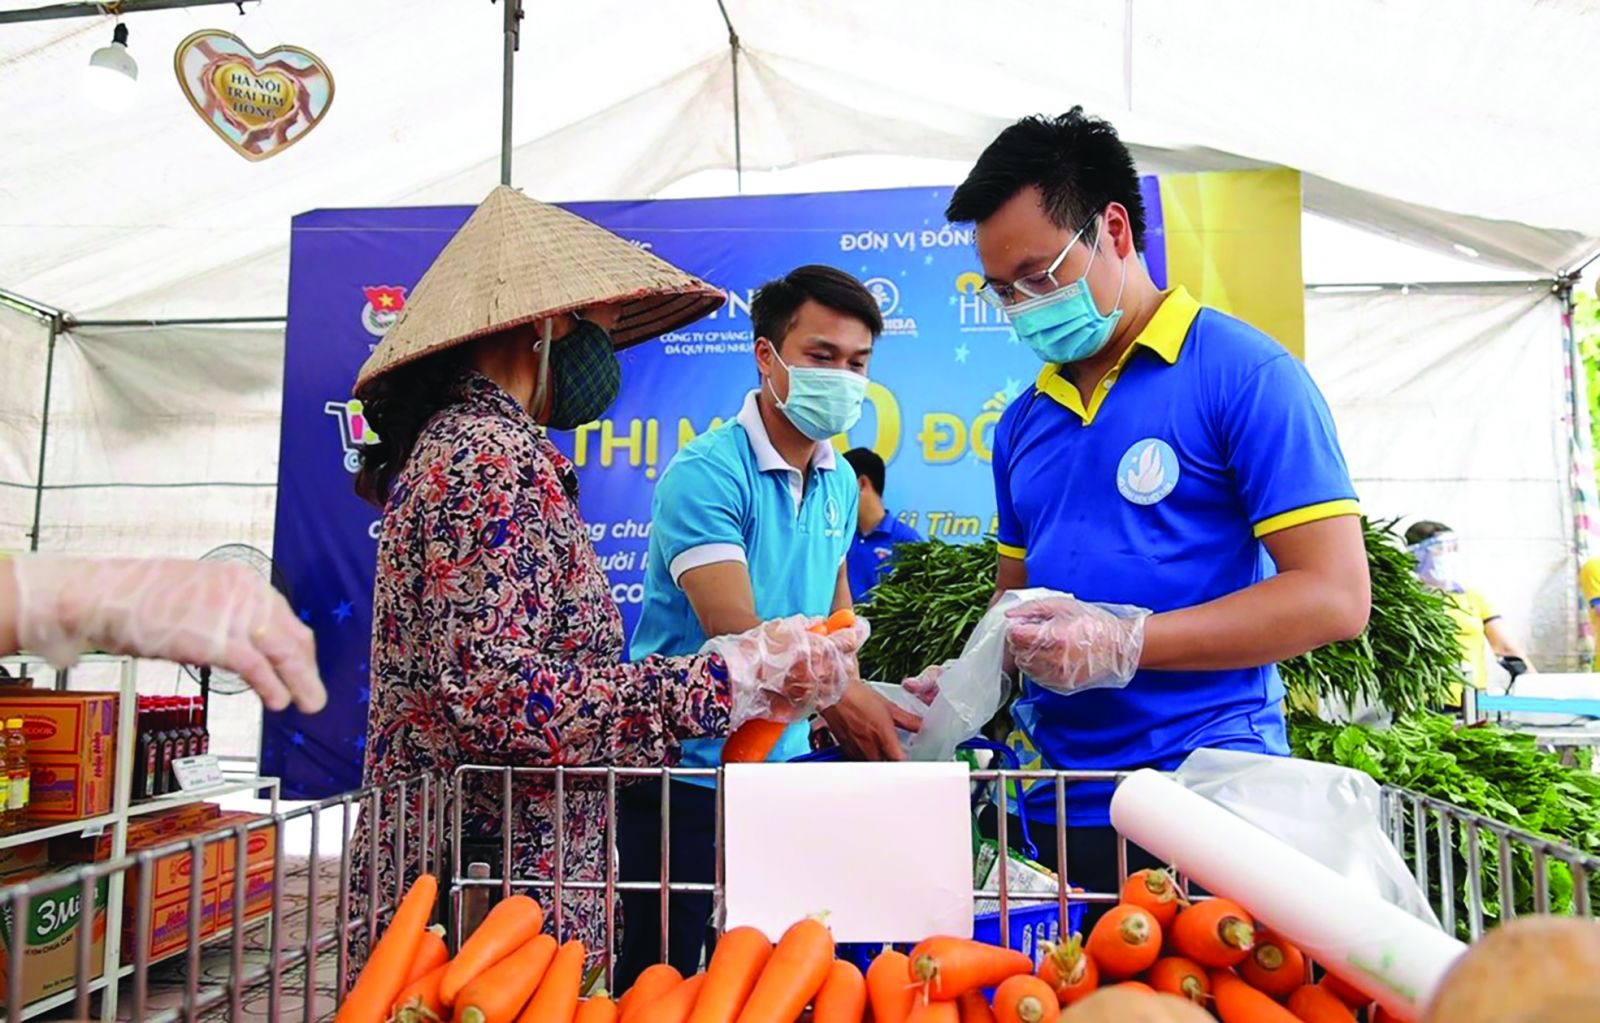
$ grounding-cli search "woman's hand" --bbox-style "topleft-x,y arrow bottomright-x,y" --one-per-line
5,555 -> 327,713
705,615 -> 862,728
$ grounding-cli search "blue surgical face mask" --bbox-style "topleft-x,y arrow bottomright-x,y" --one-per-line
766,348 -> 869,441
1008,220 -> 1127,365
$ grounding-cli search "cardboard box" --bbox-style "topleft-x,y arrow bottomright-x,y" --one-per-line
130,884 -> 218,964
51,803 -> 222,864
0,693 -> 117,821
213,866 -> 273,932
0,867 -> 108,1006
213,812 -> 277,875
0,841 -> 48,879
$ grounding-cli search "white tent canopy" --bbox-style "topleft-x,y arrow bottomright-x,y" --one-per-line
3,2 -> 1599,759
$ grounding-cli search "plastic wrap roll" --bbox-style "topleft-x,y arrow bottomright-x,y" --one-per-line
1109,769 -> 1465,1020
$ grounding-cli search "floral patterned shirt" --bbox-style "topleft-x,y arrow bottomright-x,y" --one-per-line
358,370 -> 731,955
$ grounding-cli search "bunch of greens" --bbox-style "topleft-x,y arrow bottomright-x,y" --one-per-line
856,538 -> 997,684
1278,518 -> 1459,716
1290,712 -> 1600,935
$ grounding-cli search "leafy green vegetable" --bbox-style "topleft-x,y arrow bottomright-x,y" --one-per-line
1290,712 -> 1600,935
1279,518 -> 1459,716
856,538 -> 998,684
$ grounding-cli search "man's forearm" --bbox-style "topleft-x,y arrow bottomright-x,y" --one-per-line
1140,570 -> 1369,672
0,559 -> 18,657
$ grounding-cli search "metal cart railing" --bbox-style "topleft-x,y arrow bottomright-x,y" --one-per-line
4,766 -> 1598,1021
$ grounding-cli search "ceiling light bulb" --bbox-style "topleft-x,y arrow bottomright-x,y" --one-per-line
83,22 -> 138,113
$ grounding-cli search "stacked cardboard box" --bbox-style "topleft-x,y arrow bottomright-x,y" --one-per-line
0,841 -> 108,1006
0,692 -> 117,822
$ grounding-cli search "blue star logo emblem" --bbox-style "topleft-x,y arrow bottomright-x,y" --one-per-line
332,601 -> 354,624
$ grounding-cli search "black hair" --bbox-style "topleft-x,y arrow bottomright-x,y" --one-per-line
353,349 -> 465,507
1404,520 -> 1454,547
945,107 -> 1146,246
750,265 -> 883,353
843,447 -> 886,497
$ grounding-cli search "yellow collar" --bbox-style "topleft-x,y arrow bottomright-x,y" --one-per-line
1034,286 -> 1202,425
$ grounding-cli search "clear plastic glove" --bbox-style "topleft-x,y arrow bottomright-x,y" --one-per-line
1004,595 -> 1149,694
8,555 -> 327,713
704,614 -> 865,729
902,662 -> 947,706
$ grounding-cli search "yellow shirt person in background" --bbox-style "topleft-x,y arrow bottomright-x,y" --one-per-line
1581,557 -> 1600,664
1406,521 -> 1534,707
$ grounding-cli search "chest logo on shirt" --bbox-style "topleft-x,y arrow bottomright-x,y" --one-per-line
1117,438 -> 1179,506
824,497 -> 844,538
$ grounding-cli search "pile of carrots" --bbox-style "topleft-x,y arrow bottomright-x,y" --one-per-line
1028,868 -> 1398,1022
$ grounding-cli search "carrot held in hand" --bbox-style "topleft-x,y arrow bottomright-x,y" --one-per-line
908,937 -> 1033,1000
734,917 -> 834,1023
956,990 -> 995,1023
867,950 -> 917,1023
455,934 -> 559,1023
723,611 -> 855,764
813,959 -> 867,1023
393,962 -> 450,1023
408,925 -> 450,984
442,894 -> 546,1007
631,974 -> 706,1023
688,926 -> 773,1023
576,997 -> 620,1023
517,940 -> 586,1023
993,975 -> 1059,1023
620,964 -> 683,1023
336,872 -> 438,1023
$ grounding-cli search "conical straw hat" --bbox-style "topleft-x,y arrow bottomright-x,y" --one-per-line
355,185 -> 725,391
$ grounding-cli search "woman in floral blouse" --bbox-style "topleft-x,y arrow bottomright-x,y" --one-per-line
348,188 -> 860,965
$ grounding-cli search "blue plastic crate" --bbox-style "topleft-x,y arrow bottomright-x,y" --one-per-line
835,900 -> 1087,975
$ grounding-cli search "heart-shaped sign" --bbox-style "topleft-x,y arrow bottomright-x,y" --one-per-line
174,30 -> 335,162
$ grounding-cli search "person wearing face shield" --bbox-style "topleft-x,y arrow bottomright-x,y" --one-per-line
346,190 -> 862,965
619,265 -> 920,985
1406,520 -> 1534,707
929,109 -> 1372,904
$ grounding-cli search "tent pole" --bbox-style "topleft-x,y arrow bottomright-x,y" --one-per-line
69,315 -> 286,328
0,288 -> 62,323
1558,273 -> 1596,667
499,0 -> 523,187
715,0 -> 742,193
0,0 -> 253,23
28,315 -> 62,552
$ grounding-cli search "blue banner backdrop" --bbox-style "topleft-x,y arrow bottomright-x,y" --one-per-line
266,184 -> 1172,797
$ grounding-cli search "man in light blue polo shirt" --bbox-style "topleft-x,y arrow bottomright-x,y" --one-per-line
617,265 -> 920,987
938,108 -> 1372,903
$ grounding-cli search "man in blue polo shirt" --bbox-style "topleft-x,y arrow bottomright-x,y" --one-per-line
617,265 -> 921,987
842,447 -> 925,602
939,108 -> 1372,897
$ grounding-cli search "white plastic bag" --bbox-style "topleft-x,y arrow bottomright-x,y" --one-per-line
1174,748 -> 1442,927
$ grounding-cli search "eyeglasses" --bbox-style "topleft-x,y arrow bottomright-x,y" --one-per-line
977,218 -> 1095,309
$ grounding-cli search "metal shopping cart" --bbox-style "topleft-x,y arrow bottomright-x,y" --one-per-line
4,765 -> 1598,1023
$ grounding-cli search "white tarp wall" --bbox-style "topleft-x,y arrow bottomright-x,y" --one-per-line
1307,283 -> 1577,670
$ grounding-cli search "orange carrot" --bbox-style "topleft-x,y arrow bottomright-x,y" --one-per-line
1085,906 -> 1162,980
1113,982 -> 1155,995
906,1000 -> 960,1023
408,925 -> 451,984
631,974 -> 707,1023
1239,933 -> 1307,1000
1037,936 -> 1097,1006
1286,985 -> 1358,1023
908,938 -> 1033,1000
441,895 -> 546,1007
723,612 -> 854,763
733,917 -> 834,1023
1211,969 -> 1299,1023
688,926 -> 773,1023
1370,1006 -> 1401,1023
517,940 -> 586,1023
577,997 -> 620,1023
1170,899 -> 1255,969
455,934 -> 560,1023
956,990 -> 996,1023
621,965 -> 684,1023
867,950 -> 917,1023
1147,957 -> 1209,1005
336,873 -> 438,1023
813,960 -> 867,1023
393,962 -> 450,1023
1121,869 -> 1184,929
1316,974 -> 1372,1011
992,975 -> 1059,1023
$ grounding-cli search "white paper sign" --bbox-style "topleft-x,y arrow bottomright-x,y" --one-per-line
723,762 -> 973,942
173,754 -> 225,792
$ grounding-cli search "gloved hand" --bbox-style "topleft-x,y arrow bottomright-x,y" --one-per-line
704,614 -> 866,729
1004,595 -> 1149,694
7,555 -> 327,713
902,662 -> 948,706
